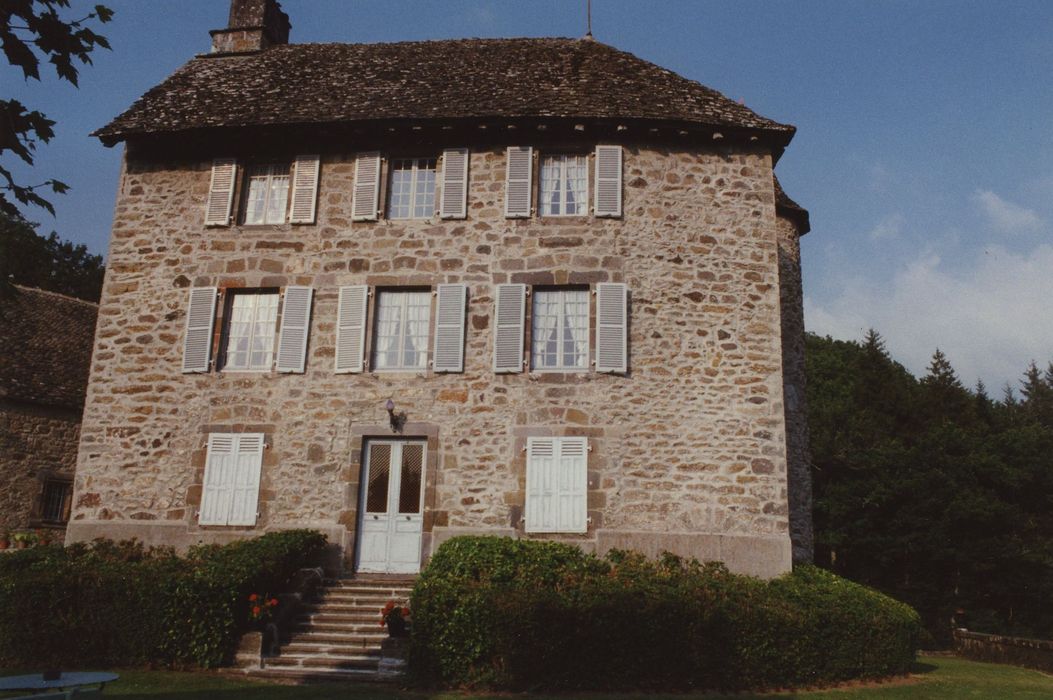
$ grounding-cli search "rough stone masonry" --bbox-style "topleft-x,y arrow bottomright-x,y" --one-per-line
68,135 -> 811,577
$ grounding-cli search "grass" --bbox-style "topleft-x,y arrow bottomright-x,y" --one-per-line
3,656 -> 1052,699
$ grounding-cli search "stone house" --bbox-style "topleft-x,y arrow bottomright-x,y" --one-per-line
74,0 -> 812,578
0,286 -> 98,535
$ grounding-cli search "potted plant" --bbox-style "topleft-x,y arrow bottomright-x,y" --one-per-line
0,531 -> 9,550
35,529 -> 51,546
380,600 -> 411,638
12,532 -> 34,550
247,593 -> 279,629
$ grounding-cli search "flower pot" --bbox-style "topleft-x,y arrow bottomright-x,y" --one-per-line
0,540 -> 9,550
15,540 -> 27,550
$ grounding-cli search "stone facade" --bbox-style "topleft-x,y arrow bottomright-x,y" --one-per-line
776,215 -> 813,563
70,135 -> 808,577
0,400 -> 81,531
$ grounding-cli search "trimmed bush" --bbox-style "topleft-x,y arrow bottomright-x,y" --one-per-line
408,536 -> 920,691
0,530 -> 326,669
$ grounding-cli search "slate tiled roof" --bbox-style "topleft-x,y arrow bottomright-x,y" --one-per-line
95,38 -> 794,144
0,287 -> 98,410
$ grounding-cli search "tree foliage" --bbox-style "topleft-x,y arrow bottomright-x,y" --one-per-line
807,331 -> 1053,646
0,210 -> 103,300
1,0 -> 112,219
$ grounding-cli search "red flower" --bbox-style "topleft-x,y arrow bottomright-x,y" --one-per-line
249,593 -> 259,602
269,598 -> 278,607
401,607 -> 411,618
252,606 -> 261,616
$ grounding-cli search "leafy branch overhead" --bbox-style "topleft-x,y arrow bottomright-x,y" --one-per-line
0,1 -> 112,219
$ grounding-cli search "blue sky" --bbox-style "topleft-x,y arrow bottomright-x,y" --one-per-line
5,0 -> 1052,390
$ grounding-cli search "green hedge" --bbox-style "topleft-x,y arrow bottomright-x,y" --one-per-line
0,530 -> 326,669
408,537 -> 920,691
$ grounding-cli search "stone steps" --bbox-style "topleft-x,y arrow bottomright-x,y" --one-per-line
251,574 -> 414,682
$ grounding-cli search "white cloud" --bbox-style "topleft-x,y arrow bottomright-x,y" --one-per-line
867,213 -> 904,241
805,244 -> 1053,390
973,189 -> 1042,234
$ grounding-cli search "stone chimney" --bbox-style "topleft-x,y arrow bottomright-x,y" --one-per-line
210,0 -> 291,54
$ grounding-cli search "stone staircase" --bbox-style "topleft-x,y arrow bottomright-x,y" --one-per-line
255,574 -> 414,681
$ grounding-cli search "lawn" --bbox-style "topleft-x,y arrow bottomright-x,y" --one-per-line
3,656 -> 1052,699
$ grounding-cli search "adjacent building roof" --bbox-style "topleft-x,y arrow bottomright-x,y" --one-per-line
0,287 -> 98,410
95,37 -> 795,145
774,176 -> 811,235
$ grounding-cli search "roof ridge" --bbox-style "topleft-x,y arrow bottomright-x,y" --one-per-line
14,285 -> 99,308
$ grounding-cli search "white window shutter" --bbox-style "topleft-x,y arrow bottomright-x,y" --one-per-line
439,148 -> 469,219
525,437 -> 556,533
227,433 -> 264,527
504,146 -> 533,218
557,437 -> 589,533
275,286 -> 313,373
289,154 -> 320,224
433,284 -> 467,373
595,283 -> 628,373
594,145 -> 623,217
205,158 -> 237,226
199,434 -> 235,525
493,284 -> 526,373
182,287 -> 217,373
335,285 -> 369,373
352,152 -> 381,221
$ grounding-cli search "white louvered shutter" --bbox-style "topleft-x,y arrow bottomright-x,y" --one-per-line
594,145 -> 623,217
182,287 -> 217,373
352,152 -> 381,221
557,437 -> 589,533
335,285 -> 369,373
595,283 -> 628,373
504,146 -> 533,218
228,433 -> 264,526
433,284 -> 467,373
289,154 -> 320,224
440,148 -> 469,219
526,437 -> 588,533
526,437 -> 556,533
275,286 -> 313,373
493,284 -> 526,373
199,434 -> 235,525
205,158 -> 237,226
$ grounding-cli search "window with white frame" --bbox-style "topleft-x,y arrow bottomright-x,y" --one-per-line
242,163 -> 290,224
222,292 -> 280,371
531,288 -> 589,371
387,158 -> 437,219
372,290 -> 431,371
539,154 -> 588,216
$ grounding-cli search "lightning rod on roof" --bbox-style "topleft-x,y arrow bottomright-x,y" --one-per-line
585,0 -> 593,39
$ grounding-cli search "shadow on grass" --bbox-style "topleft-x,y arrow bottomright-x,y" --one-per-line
911,661 -> 939,675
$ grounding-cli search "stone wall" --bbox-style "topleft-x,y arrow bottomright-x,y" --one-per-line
776,216 -> 814,563
70,138 -> 801,577
0,399 -> 80,530
954,628 -> 1053,674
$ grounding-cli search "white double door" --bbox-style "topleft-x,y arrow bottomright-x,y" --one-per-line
357,440 -> 426,574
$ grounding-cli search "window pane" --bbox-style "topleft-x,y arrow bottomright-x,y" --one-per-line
244,164 -> 289,224
372,290 -> 430,370
398,444 -> 424,514
532,289 -> 588,370
224,293 -> 279,370
388,160 -> 413,219
540,157 -> 561,216
366,443 -> 391,513
565,156 -> 587,215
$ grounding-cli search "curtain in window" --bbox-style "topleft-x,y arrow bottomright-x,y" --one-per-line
531,290 -> 560,368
